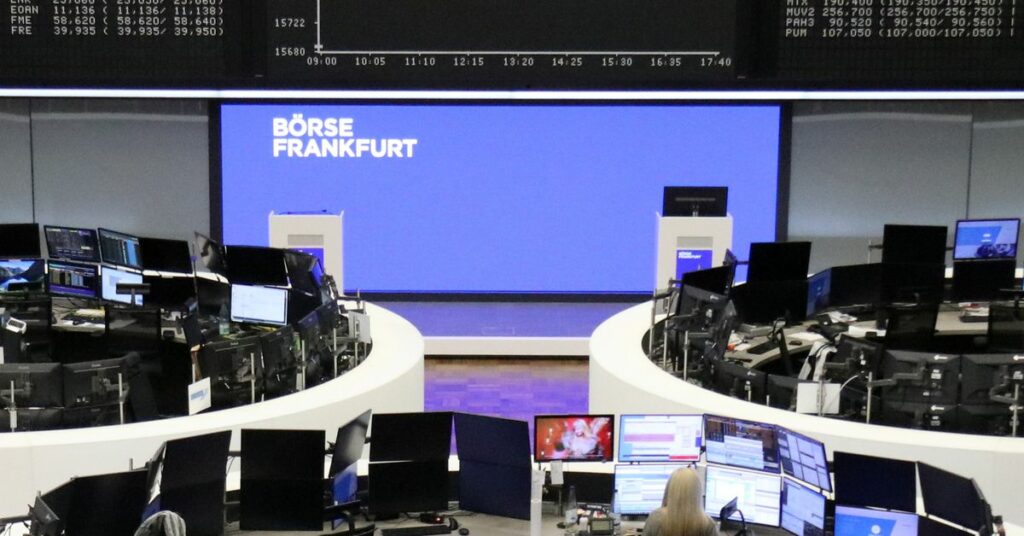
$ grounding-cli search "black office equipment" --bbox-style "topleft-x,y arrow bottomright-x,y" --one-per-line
0,223 -> 41,260
195,277 -> 230,316
680,264 -> 734,296
158,431 -> 231,536
766,375 -> 810,411
712,360 -> 766,404
987,302 -> 1024,353
240,429 -> 326,531
379,524 -> 453,536
881,262 -> 946,304
1,408 -> 64,432
878,351 -> 959,405
732,280 -> 809,325
63,470 -> 149,536
225,245 -> 289,287
951,260 -> 1017,302
747,241 -> 812,283
662,186 -> 728,217
197,335 -> 263,408
833,451 -> 915,513
453,413 -> 531,519
959,354 -> 1024,436
369,411 -> 453,462
953,218 -> 1020,261
284,249 -> 322,295
193,233 -> 228,276
29,493 -> 63,536
63,354 -> 139,407
0,259 -> 46,294
882,302 -> 939,351
98,228 -> 143,270
0,362 -> 63,408
830,336 -> 884,379
47,260 -> 100,299
829,263 -> 883,308
368,460 -> 449,515
918,462 -> 989,532
44,226 -> 100,263
918,516 -> 974,536
259,325 -> 297,398
882,224 -> 948,265
330,410 -> 374,506
143,275 -> 197,309
138,237 -> 193,273
806,269 -> 831,317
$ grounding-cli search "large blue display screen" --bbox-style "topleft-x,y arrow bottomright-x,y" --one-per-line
220,103 -> 781,293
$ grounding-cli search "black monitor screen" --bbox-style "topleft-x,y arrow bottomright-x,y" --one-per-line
833,451 -> 915,513
747,242 -> 811,283
225,245 -> 289,287
882,224 -> 947,265
139,237 -> 192,273
329,410 -> 373,478
918,516 -> 974,536
368,460 -> 448,515
98,228 -> 143,269
951,260 -> 1016,302
0,223 -> 41,259
663,186 -> 728,217
917,462 -> 987,531
829,263 -> 883,307
776,428 -> 831,492
732,280 -> 809,325
143,276 -> 197,309
704,414 -> 779,473
194,233 -> 228,276
806,269 -> 831,317
0,259 -> 46,294
284,250 -> 320,294
369,412 -> 453,462
454,413 -> 531,466
681,265 -> 733,295
47,260 -> 99,299
0,362 -> 63,407
44,226 -> 100,262
954,219 -> 1020,260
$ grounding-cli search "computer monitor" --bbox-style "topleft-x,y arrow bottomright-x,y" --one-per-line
193,233 -> 227,276
63,354 -> 140,408
330,410 -> 374,479
368,460 -> 448,514
230,284 -> 288,326
830,263 -> 883,307
881,262 -> 946,304
225,245 -> 289,287
0,362 -> 63,407
806,269 -> 831,317
143,275 -> 196,309
732,281 -> 809,325
881,302 -> 940,351
918,515 -> 974,536
951,259 -> 1016,302
98,228 -> 143,270
453,413 -> 532,519
240,429 -> 326,531
747,242 -> 812,283
454,413 -> 532,466
259,325 -> 296,383
833,451 -> 915,513
101,265 -> 144,305
680,265 -> 734,296
138,237 -> 193,273
829,336 -> 884,380
369,412 -> 453,463
703,414 -> 779,473
534,414 -> 614,462
284,250 -> 321,295
882,224 -> 948,265
917,462 -> 989,531
780,479 -> 826,536
711,360 -> 767,404
878,351 -> 960,405
663,186 -> 728,217
776,428 -> 831,492
196,277 -> 230,316
673,284 -> 730,323
0,223 -> 41,259
617,414 -> 703,463
954,218 -> 1020,260
704,465 -> 781,527
0,259 -> 46,293
613,464 -> 678,515
44,226 -> 100,262
46,260 -> 100,299
766,375 -> 811,411
834,506 -> 918,536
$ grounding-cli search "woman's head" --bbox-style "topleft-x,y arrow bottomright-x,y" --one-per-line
659,468 -> 714,536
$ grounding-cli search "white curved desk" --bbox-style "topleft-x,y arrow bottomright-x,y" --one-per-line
589,302 -> 1024,524
0,302 -> 424,517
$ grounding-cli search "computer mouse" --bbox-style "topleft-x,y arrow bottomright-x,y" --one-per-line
458,529 -> 469,536
788,340 -> 803,346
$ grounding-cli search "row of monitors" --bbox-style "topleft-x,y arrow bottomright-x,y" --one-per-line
615,462 -> 984,536
0,355 -> 139,411
534,414 -> 831,492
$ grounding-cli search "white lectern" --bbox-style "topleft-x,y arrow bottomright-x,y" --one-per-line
655,214 -> 733,289
268,211 -> 344,291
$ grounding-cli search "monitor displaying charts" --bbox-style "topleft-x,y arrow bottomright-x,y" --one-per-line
44,226 -> 100,262
704,415 -> 780,473
101,266 -> 144,305
781,479 -> 826,536
618,414 -> 703,463
98,228 -> 143,269
705,465 -> 781,527
834,506 -> 918,536
230,284 -> 288,326
47,260 -> 99,299
954,219 -> 1020,260
613,464 -> 677,515
776,428 -> 831,492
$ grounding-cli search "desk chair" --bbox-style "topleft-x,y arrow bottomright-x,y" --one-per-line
987,301 -> 1024,352
882,302 -> 939,351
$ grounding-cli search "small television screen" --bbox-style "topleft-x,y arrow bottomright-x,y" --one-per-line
139,237 -> 193,273
834,506 -> 917,536
47,260 -> 100,299
0,223 -> 41,260
780,479 -> 826,536
0,259 -> 46,293
954,218 -> 1020,260
534,414 -> 614,462
230,284 -> 289,326
704,414 -> 780,473
101,266 -> 144,305
618,414 -> 703,463
663,186 -> 728,217
44,226 -> 100,262
704,465 -> 781,527
613,464 -> 678,515
98,228 -> 143,269
776,428 -> 831,492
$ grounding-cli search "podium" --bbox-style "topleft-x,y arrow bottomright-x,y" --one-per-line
268,211 -> 344,291
655,214 -> 733,289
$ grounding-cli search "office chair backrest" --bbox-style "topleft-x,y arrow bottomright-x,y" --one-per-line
883,302 -> 939,351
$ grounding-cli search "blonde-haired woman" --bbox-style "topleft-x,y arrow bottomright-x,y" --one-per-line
643,468 -> 718,536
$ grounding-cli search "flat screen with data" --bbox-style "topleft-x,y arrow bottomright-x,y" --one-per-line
781,479 -> 826,536
704,415 -> 779,473
230,284 -> 289,326
705,465 -> 781,527
613,464 -> 678,515
776,428 -> 831,492
220,103 -> 782,293
618,414 -> 703,463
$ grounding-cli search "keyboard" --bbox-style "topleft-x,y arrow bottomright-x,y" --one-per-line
62,309 -> 105,324
380,525 -> 453,536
